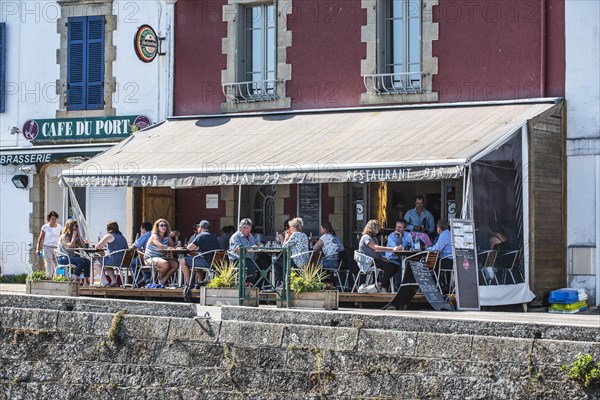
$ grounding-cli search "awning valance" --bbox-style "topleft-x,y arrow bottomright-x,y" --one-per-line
61,100 -> 559,188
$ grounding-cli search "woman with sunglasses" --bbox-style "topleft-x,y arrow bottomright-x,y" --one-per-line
145,219 -> 179,286
57,219 -> 91,285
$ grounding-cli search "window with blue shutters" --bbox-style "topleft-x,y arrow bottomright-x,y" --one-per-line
0,23 -> 6,113
67,16 -> 104,110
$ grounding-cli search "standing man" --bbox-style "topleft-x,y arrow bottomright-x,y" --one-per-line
180,220 -> 221,287
229,218 -> 261,284
404,195 -> 435,234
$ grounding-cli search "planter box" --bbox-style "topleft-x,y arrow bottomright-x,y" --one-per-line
200,287 -> 259,307
277,290 -> 338,310
26,281 -> 79,297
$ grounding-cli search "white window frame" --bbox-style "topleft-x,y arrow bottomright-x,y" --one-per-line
361,0 -> 438,105
222,0 -> 292,112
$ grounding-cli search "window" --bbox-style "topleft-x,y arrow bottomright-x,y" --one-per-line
239,4 -> 276,99
222,0 -> 291,112
67,16 -> 105,110
0,23 -> 6,113
378,0 -> 422,92
361,0 -> 437,104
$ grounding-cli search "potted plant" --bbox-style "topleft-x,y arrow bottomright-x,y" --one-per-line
200,259 -> 258,306
278,265 -> 339,310
25,271 -> 80,297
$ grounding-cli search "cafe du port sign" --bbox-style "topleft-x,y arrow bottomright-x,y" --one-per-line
134,24 -> 159,63
23,115 -> 151,143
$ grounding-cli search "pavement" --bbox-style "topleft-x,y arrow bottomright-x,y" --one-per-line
2,283 -> 598,327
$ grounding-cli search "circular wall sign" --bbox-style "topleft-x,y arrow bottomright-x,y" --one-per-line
22,120 -> 39,141
134,25 -> 159,63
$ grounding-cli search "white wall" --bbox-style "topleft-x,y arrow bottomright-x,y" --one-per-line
565,0 -> 600,304
0,0 -> 172,275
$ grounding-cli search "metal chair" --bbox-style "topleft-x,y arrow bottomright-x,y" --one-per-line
351,251 -> 379,292
187,249 -> 223,287
477,250 -> 498,285
320,252 -> 347,291
55,248 -> 76,278
99,248 -> 137,287
135,250 -> 158,287
494,250 -> 522,284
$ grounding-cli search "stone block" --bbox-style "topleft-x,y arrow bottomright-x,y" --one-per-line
379,374 -> 416,398
416,332 -> 472,360
121,315 -> 170,340
282,325 -> 358,352
533,339 -> 600,367
327,183 -> 344,198
154,341 -> 193,367
358,328 -> 417,356
0,307 -> 58,331
471,336 -> 531,363
285,347 -> 319,371
258,347 -> 287,369
167,317 -> 219,343
56,311 -> 113,337
219,321 -> 283,347
415,375 -> 443,399
441,376 -> 492,399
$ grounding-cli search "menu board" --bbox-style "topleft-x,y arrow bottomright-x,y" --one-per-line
409,261 -> 454,311
450,219 -> 480,310
298,184 -> 321,237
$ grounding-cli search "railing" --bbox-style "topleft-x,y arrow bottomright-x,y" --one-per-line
238,246 -> 291,307
363,72 -> 425,95
222,79 -> 282,103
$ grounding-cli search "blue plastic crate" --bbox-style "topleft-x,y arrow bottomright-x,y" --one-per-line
548,288 -> 582,304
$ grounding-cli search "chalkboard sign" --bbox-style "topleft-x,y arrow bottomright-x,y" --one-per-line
409,261 -> 454,311
450,219 -> 480,310
298,184 -> 321,237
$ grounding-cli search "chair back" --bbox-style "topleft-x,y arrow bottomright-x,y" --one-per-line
425,251 -> 439,270
353,251 -> 375,273
308,250 -> 322,268
485,250 -> 498,268
211,249 -> 225,267
120,248 -> 137,268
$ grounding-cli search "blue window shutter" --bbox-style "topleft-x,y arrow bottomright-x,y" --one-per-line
0,23 -> 6,113
86,16 -> 104,110
67,17 -> 86,110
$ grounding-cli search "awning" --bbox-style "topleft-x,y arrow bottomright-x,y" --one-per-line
61,100 -> 559,188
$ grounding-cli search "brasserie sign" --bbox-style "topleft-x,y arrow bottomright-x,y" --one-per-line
23,115 -> 150,142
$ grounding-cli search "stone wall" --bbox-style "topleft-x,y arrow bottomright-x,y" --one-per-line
1,294 -> 599,399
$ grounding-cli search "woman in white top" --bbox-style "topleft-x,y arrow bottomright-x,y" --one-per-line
36,211 -> 62,277
312,222 -> 340,269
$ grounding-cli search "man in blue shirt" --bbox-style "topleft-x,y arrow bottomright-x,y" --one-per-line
404,195 -> 435,234
385,219 -> 412,264
427,219 -> 452,259
131,222 -> 152,285
229,218 -> 261,284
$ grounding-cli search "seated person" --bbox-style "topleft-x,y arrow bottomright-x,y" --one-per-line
144,219 -> 179,286
130,221 -> 152,285
489,225 -> 510,251
385,219 -> 412,265
358,219 -> 401,293
94,221 -> 129,287
274,217 -> 309,287
229,218 -> 261,284
218,225 -> 235,250
426,219 -> 453,291
180,220 -> 221,287
312,222 -> 340,269
57,219 -> 91,285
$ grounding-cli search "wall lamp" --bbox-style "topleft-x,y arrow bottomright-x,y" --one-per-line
12,175 -> 29,189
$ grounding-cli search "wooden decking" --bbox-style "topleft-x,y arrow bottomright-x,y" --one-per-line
78,287 -> 434,307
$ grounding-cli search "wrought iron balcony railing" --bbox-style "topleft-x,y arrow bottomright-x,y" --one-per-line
363,72 -> 425,95
222,79 -> 282,103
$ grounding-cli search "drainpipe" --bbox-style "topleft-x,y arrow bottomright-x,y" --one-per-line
160,0 -> 177,118
540,0 -> 547,97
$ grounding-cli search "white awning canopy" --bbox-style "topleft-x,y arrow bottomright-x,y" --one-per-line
61,100 -> 559,188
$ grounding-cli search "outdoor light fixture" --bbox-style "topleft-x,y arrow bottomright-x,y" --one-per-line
12,175 -> 29,189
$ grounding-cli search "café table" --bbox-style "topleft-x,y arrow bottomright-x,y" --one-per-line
246,245 -> 285,286
73,247 -> 105,286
